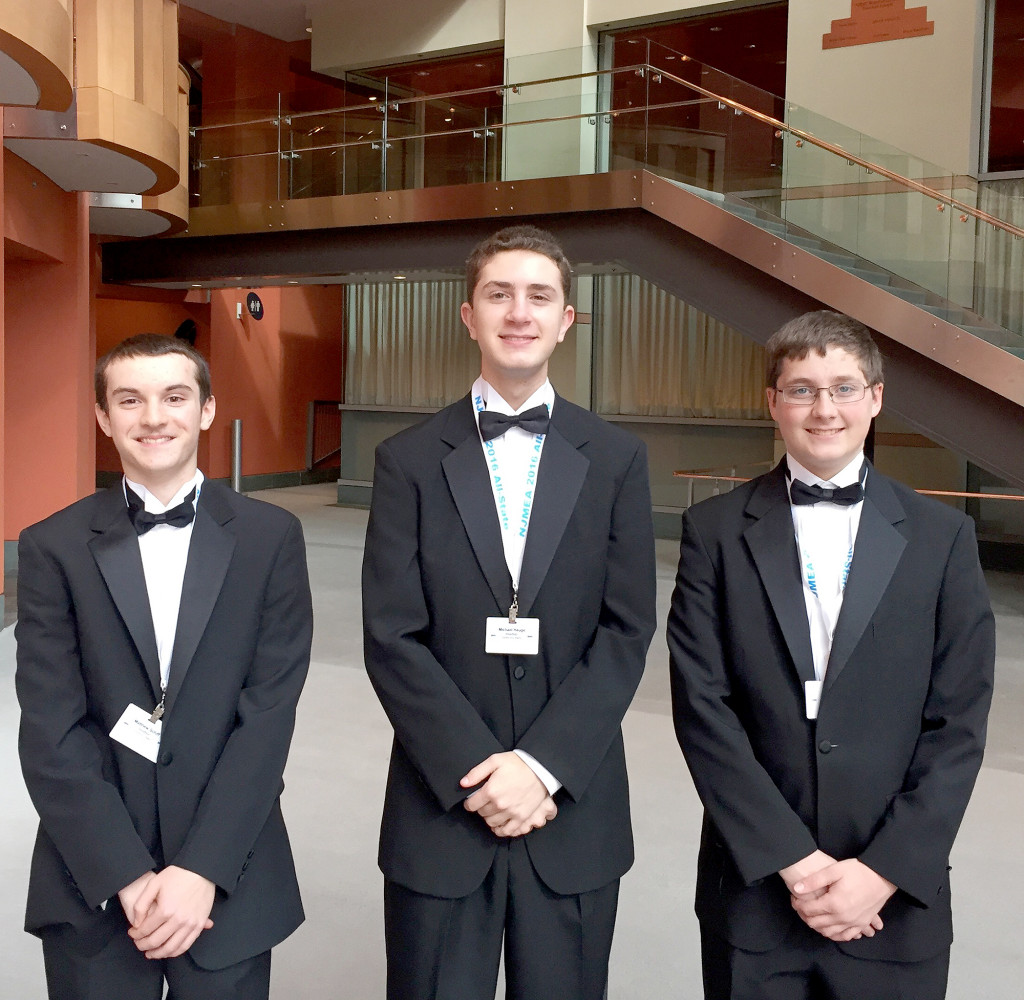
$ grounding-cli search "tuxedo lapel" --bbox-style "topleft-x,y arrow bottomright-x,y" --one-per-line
89,487 -> 161,700
516,403 -> 589,617
164,483 -> 236,711
824,472 -> 907,693
441,398 -> 512,615
743,464 -> 816,685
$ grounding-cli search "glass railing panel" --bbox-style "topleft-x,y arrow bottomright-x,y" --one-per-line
503,45 -> 602,181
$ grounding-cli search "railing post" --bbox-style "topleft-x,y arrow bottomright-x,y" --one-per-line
231,419 -> 243,493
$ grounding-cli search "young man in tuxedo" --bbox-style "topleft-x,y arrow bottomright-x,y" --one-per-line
16,334 -> 312,999
362,225 -> 657,999
668,310 -> 995,999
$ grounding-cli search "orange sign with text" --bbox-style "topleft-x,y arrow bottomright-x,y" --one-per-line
823,0 -> 934,50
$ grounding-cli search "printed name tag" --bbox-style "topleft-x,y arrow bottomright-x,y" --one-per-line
485,617 -> 540,655
805,680 -> 823,720
110,704 -> 162,762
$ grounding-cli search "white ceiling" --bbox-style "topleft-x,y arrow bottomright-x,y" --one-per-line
183,1 -> 312,42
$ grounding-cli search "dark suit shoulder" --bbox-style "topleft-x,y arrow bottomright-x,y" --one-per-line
19,488 -> 119,543
199,479 -> 302,533
377,398 -> 471,458
552,396 -> 645,455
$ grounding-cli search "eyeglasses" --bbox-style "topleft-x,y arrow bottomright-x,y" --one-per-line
774,382 -> 872,405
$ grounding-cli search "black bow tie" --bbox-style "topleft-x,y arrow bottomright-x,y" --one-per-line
789,479 -> 864,507
126,485 -> 197,535
478,404 -> 550,442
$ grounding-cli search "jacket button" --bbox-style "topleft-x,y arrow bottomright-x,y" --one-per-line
817,740 -> 833,754
159,750 -> 173,766
513,664 -> 526,680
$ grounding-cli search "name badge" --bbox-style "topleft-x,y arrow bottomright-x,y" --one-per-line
485,617 -> 540,655
110,703 -> 162,762
804,680 -> 823,720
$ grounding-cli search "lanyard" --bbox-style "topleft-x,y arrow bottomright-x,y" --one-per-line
473,391 -> 545,592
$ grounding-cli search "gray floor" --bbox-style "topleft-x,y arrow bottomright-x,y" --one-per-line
1,482 -> 1021,998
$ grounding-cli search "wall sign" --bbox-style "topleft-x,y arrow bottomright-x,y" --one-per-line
823,1 -> 934,50
246,292 -> 264,320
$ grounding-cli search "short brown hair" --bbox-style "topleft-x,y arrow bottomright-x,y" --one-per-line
765,311 -> 884,388
465,225 -> 572,302
95,333 -> 212,412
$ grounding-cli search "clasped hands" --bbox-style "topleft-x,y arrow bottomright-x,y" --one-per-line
117,865 -> 216,959
780,849 -> 897,943
461,751 -> 557,838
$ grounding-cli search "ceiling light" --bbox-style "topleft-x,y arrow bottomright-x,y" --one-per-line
394,274 -> 407,280
746,43 -> 757,49
416,70 -> 430,77
369,96 -> 377,101
444,117 -> 453,122
305,26 -> 312,33
709,26 -> 722,32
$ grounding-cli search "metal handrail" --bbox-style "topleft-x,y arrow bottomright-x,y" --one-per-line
191,57 -> 1024,242
650,63 -> 1024,240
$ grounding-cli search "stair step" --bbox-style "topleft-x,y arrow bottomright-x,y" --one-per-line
888,287 -> 929,304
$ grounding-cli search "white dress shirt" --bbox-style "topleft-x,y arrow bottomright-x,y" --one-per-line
471,376 -> 561,794
125,470 -> 204,697
787,454 -> 866,681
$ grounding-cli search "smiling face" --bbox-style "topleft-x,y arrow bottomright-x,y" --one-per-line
95,352 -> 216,503
460,249 -> 575,407
767,346 -> 883,481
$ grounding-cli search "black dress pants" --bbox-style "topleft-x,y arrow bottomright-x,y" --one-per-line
385,837 -> 619,1000
700,921 -> 950,1000
40,905 -> 270,1000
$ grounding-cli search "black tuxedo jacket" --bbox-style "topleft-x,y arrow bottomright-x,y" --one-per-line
667,460 -> 995,962
362,394 -> 657,899
16,480 -> 312,970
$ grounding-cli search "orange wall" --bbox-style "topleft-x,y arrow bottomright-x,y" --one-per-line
4,165 -> 94,539
206,285 -> 343,479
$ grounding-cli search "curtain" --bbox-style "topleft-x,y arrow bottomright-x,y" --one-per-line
345,280 -> 478,406
595,273 -> 770,419
976,178 -> 1024,337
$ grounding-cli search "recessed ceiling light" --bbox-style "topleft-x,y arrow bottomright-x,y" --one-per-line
394,274 -> 407,280
474,62 -> 485,68
416,70 -> 430,77
287,280 -> 299,284
444,117 -> 453,122
305,26 -> 312,33
626,39 -> 640,44
746,43 -> 757,49
709,26 -> 722,32
369,96 -> 377,101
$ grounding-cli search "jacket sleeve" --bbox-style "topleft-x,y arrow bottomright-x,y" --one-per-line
170,516 -> 312,893
513,442 -> 658,802
667,510 -> 818,884
361,439 -> 505,812
16,528 -> 156,908
857,517 -> 995,905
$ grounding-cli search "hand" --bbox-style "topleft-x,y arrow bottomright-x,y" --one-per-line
461,752 -> 551,836
779,850 -> 836,900
125,865 -> 216,958
117,871 -> 156,924
500,796 -> 558,838
791,859 -> 896,942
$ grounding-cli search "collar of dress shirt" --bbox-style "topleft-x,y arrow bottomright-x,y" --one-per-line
124,469 -> 205,514
472,375 -> 555,423
787,452 -> 865,491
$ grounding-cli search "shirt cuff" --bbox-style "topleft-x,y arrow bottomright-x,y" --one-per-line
513,749 -> 562,796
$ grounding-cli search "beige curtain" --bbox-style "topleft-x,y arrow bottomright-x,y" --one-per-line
595,274 -> 770,419
976,179 -> 1024,337
345,280 -> 479,406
